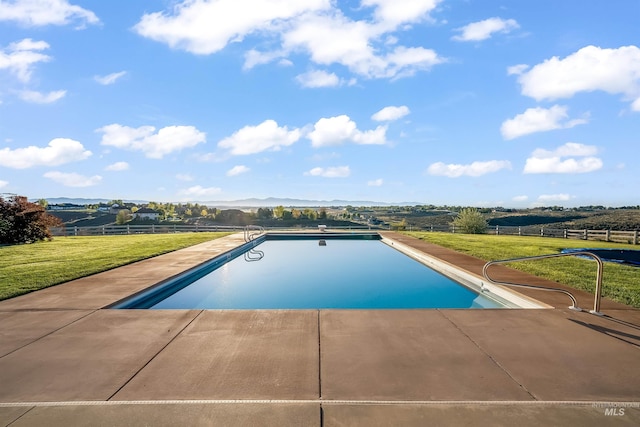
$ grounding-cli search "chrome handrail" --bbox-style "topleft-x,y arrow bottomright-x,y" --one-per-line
482,251 -> 604,315
244,248 -> 265,262
244,225 -> 265,242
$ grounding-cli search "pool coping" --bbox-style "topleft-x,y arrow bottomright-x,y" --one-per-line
379,235 -> 551,309
1,231 -> 638,425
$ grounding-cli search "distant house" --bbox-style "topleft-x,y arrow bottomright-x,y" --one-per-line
134,208 -> 160,221
109,204 -> 126,214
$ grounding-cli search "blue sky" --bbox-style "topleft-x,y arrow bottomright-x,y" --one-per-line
0,0 -> 638,207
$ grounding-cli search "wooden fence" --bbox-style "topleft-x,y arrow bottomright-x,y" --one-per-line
50,224 -> 245,236
49,224 -> 375,237
51,223 -> 639,244
405,225 -> 639,244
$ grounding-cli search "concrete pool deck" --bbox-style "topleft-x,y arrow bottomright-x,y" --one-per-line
0,231 -> 638,425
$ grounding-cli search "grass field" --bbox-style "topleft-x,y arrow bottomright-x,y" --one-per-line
0,232 -> 232,301
404,232 -> 640,308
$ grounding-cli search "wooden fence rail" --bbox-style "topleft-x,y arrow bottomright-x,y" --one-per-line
51,224 -> 639,244
405,225 -> 639,244
49,224 -> 376,237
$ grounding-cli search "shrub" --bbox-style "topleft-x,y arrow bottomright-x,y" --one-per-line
0,195 -> 63,244
452,208 -> 487,234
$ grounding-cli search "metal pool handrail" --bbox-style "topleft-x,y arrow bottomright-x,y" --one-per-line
244,225 -> 265,242
482,251 -> 604,315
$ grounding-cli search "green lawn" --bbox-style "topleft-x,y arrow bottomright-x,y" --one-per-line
0,232 -> 232,301
403,232 -> 640,308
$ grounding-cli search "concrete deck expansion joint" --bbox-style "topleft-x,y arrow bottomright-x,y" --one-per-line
0,232 -> 639,425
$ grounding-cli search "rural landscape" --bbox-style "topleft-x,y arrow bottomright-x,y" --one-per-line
42,198 -> 640,232
1,0 -> 639,423
2,194 -> 639,309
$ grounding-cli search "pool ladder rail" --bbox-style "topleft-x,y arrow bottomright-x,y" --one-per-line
243,226 -> 265,262
482,251 -> 604,315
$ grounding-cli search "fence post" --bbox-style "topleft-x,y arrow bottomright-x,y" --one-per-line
605,230 -> 610,242
152,224 -> 155,233
430,225 -> 433,232
518,226 -> 521,236
634,230 -> 638,245
102,226 -> 105,235
127,225 -> 130,235
74,226 -> 78,236
495,225 -> 499,235
563,229 -> 567,239
584,229 -> 588,240
452,225 -> 456,233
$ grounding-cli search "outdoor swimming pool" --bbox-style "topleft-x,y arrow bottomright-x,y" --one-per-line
113,234 -> 512,310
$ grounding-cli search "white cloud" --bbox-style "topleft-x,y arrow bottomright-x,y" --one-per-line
175,173 -> 194,181
18,89 -> 66,103
361,0 -> 441,27
516,45 -> 640,110
308,115 -> 387,147
136,0 -> 445,81
427,160 -> 512,177
500,105 -> 587,140
43,171 -> 101,187
512,195 -> 528,202
179,185 -> 222,198
227,165 -> 250,176
0,138 -> 91,169
296,70 -> 341,88
0,180 -> 8,189
104,161 -> 129,171
97,124 -> 206,159
532,142 -> 598,158
371,105 -> 410,121
524,142 -> 602,174
94,71 -> 127,85
134,0 -> 328,55
0,38 -> 51,82
537,193 -> 571,203
507,64 -> 528,75
304,166 -> 351,178
368,178 -> 383,186
452,17 -> 519,42
0,0 -> 99,27
218,120 -> 301,155
243,49 -> 287,70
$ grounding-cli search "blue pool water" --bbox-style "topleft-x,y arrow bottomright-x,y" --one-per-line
119,236 -> 505,310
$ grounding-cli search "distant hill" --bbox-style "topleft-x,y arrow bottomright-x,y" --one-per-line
42,197 -> 147,205
41,197 -> 420,208
198,197 -> 420,207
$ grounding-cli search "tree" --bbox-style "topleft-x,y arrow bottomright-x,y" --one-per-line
273,205 -> 285,219
115,210 -> 131,225
257,207 -> 273,219
303,208 -> 317,220
0,195 -> 63,244
452,208 -> 487,234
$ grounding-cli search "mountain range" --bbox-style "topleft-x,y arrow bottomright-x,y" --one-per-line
42,197 -> 422,208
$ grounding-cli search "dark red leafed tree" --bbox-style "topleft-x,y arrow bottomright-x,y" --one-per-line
0,195 -> 63,244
